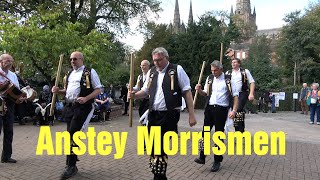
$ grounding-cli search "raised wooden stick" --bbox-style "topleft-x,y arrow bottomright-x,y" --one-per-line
49,54 -> 63,117
220,42 -> 223,64
128,53 -> 134,127
193,61 -> 206,107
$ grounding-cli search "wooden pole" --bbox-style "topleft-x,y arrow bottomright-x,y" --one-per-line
220,42 -> 223,64
193,61 -> 206,107
128,53 -> 134,127
49,54 -> 63,117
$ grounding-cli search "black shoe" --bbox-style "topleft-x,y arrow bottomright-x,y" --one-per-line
60,166 -> 78,179
194,157 -> 205,164
1,158 -> 17,163
211,162 -> 221,172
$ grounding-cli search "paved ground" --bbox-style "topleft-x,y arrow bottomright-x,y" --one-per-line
0,110 -> 319,180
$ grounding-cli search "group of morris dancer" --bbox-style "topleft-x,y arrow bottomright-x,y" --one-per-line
0,47 -> 254,180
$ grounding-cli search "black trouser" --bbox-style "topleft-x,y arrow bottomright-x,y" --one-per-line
99,105 -> 111,120
15,102 -> 26,123
123,97 -> 129,114
234,91 -> 248,133
0,99 -> 15,161
148,110 -> 180,180
202,105 -> 228,163
138,99 -> 149,117
263,101 -> 269,113
63,103 -> 92,166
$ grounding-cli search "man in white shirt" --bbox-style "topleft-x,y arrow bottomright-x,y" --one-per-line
52,51 -> 102,179
225,48 -> 255,133
0,53 -> 26,163
194,60 -> 238,172
133,59 -> 150,118
129,47 -> 197,180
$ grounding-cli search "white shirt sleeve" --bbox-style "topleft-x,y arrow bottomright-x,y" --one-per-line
141,70 -> 151,94
90,68 -> 102,89
177,65 -> 191,92
203,76 -> 209,94
133,75 -> 140,91
245,69 -> 255,84
231,77 -> 239,97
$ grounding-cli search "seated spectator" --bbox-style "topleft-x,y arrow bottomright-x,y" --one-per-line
35,85 -> 55,126
95,86 -> 111,121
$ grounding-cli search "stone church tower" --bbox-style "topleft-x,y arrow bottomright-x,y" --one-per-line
171,0 -> 193,34
173,0 -> 181,34
231,0 -> 257,39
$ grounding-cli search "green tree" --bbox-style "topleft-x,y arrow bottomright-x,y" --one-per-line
0,12 -> 117,84
136,12 -> 241,87
243,36 -> 281,91
277,3 -> 320,84
0,0 -> 161,35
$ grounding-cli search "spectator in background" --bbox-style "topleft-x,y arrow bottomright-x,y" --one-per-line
299,83 -> 309,115
35,85 -> 52,126
120,83 -> 129,115
95,86 -> 111,121
108,84 -> 115,99
306,83 -> 320,125
262,91 -> 271,113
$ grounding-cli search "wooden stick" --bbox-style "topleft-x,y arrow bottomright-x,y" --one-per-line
128,53 -> 134,127
193,61 -> 206,107
49,54 -> 63,117
220,42 -> 223,64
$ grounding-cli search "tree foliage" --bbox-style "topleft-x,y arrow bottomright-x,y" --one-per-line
277,3 -> 320,84
243,36 -> 281,91
136,12 -> 241,86
0,0 -> 161,35
0,12 -> 122,85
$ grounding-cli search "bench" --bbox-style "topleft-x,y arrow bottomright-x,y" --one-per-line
109,104 -> 122,119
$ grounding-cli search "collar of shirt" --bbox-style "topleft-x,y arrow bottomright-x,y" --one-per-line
0,68 -> 8,75
232,68 -> 241,74
73,65 -> 85,72
214,73 -> 225,80
157,62 -> 169,73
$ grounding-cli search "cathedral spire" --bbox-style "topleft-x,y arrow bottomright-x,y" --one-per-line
188,0 -> 193,25
230,5 -> 234,16
173,0 -> 181,34
253,6 -> 256,16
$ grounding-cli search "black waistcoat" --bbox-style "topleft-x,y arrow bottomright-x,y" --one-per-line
65,66 -> 94,104
205,74 -> 233,108
148,63 -> 182,111
226,68 -> 249,92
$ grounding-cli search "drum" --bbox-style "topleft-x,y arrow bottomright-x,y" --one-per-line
0,82 -> 26,103
21,87 -> 37,101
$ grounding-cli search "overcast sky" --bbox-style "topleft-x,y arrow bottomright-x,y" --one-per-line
120,0 -> 317,50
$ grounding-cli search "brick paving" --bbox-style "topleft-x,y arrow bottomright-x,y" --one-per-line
0,110 -> 319,180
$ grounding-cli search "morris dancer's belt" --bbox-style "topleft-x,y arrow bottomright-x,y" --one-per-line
65,102 -> 79,107
208,104 -> 227,108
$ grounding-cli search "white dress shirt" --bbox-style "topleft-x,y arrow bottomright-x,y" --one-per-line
231,69 -> 255,92
65,65 -> 102,102
142,62 -> 191,111
133,73 -> 147,91
0,68 -> 19,89
203,73 -> 238,107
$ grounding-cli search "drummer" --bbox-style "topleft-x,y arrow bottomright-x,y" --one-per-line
0,53 -> 26,163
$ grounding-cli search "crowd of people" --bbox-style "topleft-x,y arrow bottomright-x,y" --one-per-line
0,47 -> 318,180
